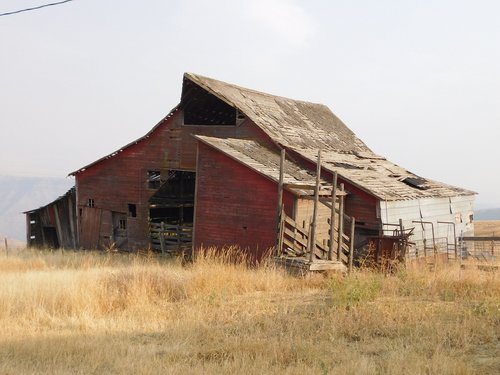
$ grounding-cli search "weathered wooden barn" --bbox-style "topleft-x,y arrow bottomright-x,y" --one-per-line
25,187 -> 77,248
26,73 -> 475,264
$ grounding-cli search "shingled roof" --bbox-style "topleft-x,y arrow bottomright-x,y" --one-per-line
70,72 -> 475,201
195,135 -> 335,196
293,147 -> 475,201
185,73 -> 474,201
184,73 -> 371,153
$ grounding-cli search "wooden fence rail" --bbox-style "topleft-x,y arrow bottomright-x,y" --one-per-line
150,222 -> 193,255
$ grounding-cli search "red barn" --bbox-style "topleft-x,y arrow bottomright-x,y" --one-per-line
27,73 -> 475,265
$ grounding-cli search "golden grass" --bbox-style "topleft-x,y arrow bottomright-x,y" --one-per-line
0,248 -> 499,374
475,220 -> 500,236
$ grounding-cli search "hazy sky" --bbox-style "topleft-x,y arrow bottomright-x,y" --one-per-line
1,0 -> 499,208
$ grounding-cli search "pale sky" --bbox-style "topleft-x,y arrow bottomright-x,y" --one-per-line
1,0 -> 499,208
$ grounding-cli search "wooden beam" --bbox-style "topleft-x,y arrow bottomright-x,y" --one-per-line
283,183 -> 316,190
68,194 -> 76,249
328,172 -> 337,260
348,217 -> 356,274
277,149 -> 285,255
54,204 -> 63,248
337,183 -> 345,261
461,236 -> 500,241
309,150 -> 321,262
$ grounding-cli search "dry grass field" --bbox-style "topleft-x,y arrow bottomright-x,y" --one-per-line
0,248 -> 498,374
475,220 -> 500,236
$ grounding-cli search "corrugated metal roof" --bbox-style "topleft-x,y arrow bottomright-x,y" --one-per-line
293,147 -> 476,201
195,135 -> 333,196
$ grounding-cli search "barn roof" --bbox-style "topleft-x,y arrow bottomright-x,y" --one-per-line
194,135 -> 337,196
184,73 -> 371,153
69,72 -> 475,201
293,147 -> 476,201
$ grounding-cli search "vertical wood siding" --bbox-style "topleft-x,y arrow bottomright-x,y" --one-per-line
75,112 -> 277,250
194,142 -> 295,261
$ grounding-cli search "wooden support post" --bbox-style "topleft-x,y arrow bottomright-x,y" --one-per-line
399,218 -> 404,260
4,237 -> 8,257
68,195 -> 76,249
348,217 -> 355,274
54,204 -> 63,248
309,150 -> 321,262
160,222 -> 165,256
277,149 -> 285,256
337,183 -> 345,261
26,214 -> 31,247
328,172 -> 338,260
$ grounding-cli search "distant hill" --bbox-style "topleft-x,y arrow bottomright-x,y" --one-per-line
475,208 -> 500,221
0,175 -> 74,242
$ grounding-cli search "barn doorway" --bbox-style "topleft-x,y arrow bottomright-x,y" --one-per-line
42,227 -> 59,248
149,170 -> 195,253
112,212 -> 128,250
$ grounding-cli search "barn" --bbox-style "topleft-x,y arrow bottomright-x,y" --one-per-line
26,73 -> 475,264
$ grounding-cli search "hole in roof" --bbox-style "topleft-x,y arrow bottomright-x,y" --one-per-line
402,176 -> 428,190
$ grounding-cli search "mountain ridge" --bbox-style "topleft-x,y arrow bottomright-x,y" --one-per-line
0,175 -> 74,242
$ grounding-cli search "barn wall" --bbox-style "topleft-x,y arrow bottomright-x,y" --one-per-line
194,142 -> 295,260
295,198 -> 338,246
283,150 -> 380,232
26,188 -> 77,249
381,195 -> 475,249
75,111 -> 276,250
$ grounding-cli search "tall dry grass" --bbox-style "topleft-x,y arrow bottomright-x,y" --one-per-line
0,248 -> 498,374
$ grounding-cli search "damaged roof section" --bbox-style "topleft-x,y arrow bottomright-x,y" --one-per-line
195,135 -> 336,196
184,73 -> 371,153
293,148 -> 476,201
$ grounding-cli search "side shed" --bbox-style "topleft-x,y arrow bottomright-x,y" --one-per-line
25,188 -> 77,249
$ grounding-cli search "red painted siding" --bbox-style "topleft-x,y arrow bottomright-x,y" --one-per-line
75,111 -> 278,250
194,142 -> 294,261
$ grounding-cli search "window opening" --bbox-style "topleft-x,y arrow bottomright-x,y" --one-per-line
181,80 -> 236,126
88,198 -> 95,208
119,219 -> 127,230
148,170 -> 161,189
128,204 -> 137,218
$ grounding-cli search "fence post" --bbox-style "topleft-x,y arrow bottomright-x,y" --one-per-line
4,237 -> 8,257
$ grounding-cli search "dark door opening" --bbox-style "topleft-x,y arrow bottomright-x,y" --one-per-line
149,171 -> 195,253
42,227 -> 59,248
112,212 -> 128,250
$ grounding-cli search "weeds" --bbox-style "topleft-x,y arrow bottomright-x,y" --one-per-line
0,249 -> 498,374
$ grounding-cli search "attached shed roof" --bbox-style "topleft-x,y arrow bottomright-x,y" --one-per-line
293,148 -> 476,201
184,73 -> 371,153
195,135 -> 335,196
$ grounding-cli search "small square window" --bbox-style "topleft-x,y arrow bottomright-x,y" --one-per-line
88,198 -> 95,208
119,219 -> 127,230
128,204 -> 137,218
148,171 -> 161,189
